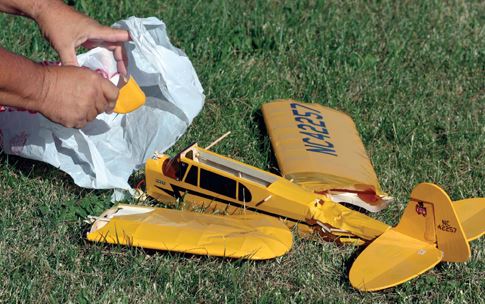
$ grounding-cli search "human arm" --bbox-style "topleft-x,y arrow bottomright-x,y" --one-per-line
0,0 -> 129,74
0,46 -> 119,128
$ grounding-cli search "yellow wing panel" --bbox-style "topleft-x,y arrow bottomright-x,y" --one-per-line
113,76 -> 146,114
262,99 -> 389,212
349,229 -> 443,292
454,198 -> 485,241
87,205 -> 293,260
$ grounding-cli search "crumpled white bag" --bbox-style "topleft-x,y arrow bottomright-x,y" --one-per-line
0,17 -> 205,194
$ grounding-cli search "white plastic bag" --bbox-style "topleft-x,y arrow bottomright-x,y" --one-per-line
0,17 -> 205,193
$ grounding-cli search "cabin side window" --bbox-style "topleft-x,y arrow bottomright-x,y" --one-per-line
200,169 -> 236,199
238,183 -> 252,202
162,158 -> 188,181
184,165 -> 198,186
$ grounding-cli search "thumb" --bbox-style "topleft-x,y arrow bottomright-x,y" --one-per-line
58,47 -> 79,66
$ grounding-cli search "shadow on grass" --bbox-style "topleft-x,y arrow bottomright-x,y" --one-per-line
251,108 -> 281,176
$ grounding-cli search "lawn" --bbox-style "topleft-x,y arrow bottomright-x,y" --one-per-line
1,0 -> 484,302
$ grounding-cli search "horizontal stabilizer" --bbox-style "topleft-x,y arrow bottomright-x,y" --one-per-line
87,205 -> 293,260
350,229 -> 443,291
454,198 -> 485,241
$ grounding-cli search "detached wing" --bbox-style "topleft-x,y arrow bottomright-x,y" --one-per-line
87,205 -> 293,260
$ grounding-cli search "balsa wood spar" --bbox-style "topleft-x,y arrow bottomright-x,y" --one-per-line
349,183 -> 485,291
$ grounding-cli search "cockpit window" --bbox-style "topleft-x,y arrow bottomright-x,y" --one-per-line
185,150 -> 194,160
162,158 -> 188,181
184,165 -> 198,186
238,183 -> 252,202
200,169 -> 236,199
162,143 -> 196,180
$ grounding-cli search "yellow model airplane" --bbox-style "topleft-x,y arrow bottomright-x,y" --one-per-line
87,98 -> 484,291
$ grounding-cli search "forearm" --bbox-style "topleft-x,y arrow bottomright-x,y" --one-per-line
0,46 -> 45,111
0,0 -> 64,19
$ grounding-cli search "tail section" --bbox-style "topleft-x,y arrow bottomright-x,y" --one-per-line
399,183 -> 470,262
350,183 -> 478,291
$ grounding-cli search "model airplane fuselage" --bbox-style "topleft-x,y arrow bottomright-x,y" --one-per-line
145,143 -> 389,243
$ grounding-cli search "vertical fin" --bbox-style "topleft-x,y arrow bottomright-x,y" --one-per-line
395,199 -> 436,244
409,183 -> 470,262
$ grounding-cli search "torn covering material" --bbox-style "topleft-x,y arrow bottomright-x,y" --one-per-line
262,99 -> 391,212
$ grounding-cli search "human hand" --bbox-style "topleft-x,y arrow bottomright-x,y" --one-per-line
34,0 -> 130,75
35,65 -> 119,128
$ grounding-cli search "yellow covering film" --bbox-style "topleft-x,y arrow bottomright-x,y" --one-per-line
87,205 -> 293,260
350,183 -> 473,291
113,76 -> 146,114
262,100 -> 390,212
453,198 -> 485,241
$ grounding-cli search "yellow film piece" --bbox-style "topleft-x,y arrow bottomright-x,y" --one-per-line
113,76 -> 146,114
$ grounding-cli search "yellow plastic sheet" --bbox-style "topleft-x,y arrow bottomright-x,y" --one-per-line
87,205 -> 293,260
262,99 -> 391,212
113,76 -> 146,114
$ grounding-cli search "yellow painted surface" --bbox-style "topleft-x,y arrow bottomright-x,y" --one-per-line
87,205 -> 293,260
349,229 -> 443,291
113,76 -> 146,114
454,198 -> 485,241
261,100 -> 390,212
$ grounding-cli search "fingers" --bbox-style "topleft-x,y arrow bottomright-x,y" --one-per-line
58,47 -> 79,67
96,27 -> 130,43
112,45 -> 128,77
100,78 -> 119,114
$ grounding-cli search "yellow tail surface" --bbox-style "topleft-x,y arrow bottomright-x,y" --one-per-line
453,198 -> 485,241
350,183 -> 477,291
402,183 -> 470,262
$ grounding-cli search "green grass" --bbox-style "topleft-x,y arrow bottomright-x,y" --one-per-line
1,0 -> 484,302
